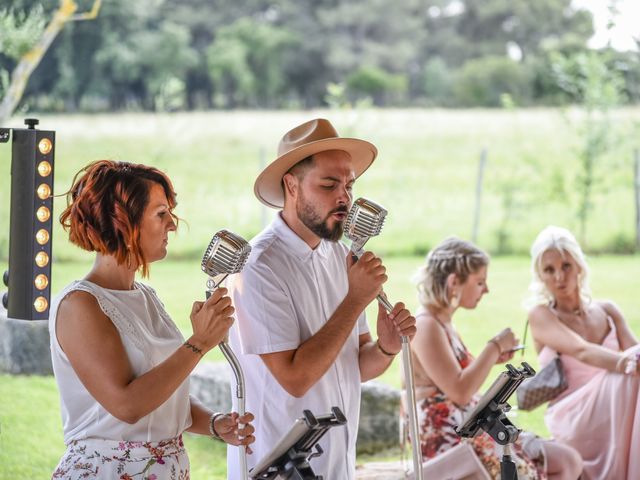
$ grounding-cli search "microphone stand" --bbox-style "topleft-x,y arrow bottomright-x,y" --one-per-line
376,294 -> 423,480
349,245 -> 423,480
207,276 -> 248,480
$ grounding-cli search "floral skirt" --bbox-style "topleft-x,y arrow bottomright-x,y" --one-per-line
52,435 -> 189,480
415,394 -> 546,480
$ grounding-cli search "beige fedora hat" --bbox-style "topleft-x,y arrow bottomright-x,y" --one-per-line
254,118 -> 378,208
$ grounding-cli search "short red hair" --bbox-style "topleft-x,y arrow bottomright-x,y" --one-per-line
60,160 -> 178,277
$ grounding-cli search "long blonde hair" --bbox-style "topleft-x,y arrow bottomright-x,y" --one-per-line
415,237 -> 489,309
527,225 -> 591,307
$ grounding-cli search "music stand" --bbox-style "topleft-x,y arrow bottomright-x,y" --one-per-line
455,363 -> 536,480
249,407 -> 347,480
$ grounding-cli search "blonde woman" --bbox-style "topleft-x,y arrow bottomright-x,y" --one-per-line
408,237 -> 581,480
527,226 -> 640,479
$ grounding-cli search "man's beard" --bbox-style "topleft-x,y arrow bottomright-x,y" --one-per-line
296,194 -> 348,241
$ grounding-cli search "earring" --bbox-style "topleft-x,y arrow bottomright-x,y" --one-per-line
450,292 -> 460,309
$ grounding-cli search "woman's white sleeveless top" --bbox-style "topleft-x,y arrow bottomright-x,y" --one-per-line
49,279 -> 191,444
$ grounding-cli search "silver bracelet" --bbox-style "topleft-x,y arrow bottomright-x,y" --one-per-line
208,412 -> 224,440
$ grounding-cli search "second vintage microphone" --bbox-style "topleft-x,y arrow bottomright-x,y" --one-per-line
343,198 -> 424,480
201,229 -> 252,480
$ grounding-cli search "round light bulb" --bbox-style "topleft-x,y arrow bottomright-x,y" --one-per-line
38,138 -> 53,155
36,206 -> 50,222
36,229 -> 50,245
34,274 -> 49,290
35,251 -> 49,267
34,296 -> 48,312
37,161 -> 52,177
37,183 -> 51,200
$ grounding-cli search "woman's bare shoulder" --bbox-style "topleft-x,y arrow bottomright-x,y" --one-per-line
528,303 -> 552,319
415,309 -> 441,328
57,289 -> 109,326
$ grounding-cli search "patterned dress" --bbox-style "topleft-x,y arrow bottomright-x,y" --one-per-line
52,436 -> 189,480
412,324 -> 546,480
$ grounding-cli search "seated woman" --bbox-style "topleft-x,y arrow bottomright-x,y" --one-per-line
527,225 -> 640,479
408,237 -> 582,480
50,160 -> 255,479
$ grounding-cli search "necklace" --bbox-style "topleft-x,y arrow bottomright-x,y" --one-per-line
552,301 -> 584,317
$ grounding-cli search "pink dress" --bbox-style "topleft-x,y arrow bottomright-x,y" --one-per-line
539,318 -> 640,480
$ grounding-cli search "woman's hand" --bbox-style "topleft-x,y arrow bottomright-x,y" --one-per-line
488,328 -> 518,363
215,412 -> 256,453
496,350 -> 516,364
617,352 -> 640,376
189,287 -> 235,354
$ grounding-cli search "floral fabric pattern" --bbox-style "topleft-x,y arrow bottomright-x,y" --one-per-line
52,436 -> 189,480
417,393 -> 545,479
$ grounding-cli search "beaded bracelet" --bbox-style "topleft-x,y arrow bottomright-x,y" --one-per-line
208,412 -> 224,440
624,355 -> 638,375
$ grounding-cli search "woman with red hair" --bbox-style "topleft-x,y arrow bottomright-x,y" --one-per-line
50,160 -> 254,479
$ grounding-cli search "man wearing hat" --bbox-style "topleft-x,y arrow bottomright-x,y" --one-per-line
227,118 -> 416,479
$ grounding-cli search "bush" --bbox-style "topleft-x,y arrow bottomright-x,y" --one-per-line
420,57 -> 453,106
346,65 -> 407,106
453,56 -> 532,107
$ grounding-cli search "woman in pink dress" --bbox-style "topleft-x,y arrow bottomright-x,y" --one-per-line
527,225 -> 640,480
408,237 -> 582,480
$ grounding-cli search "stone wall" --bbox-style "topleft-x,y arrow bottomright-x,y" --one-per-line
0,299 -> 53,375
190,362 -> 401,453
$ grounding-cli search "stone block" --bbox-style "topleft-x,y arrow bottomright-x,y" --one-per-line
357,380 -> 401,453
189,363 -> 401,454
0,299 -> 53,375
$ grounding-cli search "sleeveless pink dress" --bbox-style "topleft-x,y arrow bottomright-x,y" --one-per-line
538,317 -> 640,480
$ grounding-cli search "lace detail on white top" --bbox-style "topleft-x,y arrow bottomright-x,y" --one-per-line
58,281 -> 150,356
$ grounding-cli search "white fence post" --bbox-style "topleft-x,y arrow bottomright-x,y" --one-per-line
472,147 -> 487,245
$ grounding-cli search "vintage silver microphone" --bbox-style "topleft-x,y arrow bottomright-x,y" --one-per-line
343,198 -> 424,480
201,229 -> 252,480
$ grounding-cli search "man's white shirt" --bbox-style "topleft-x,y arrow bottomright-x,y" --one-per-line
226,213 -> 368,479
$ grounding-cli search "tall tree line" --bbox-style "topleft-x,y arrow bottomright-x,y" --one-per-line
1,0 -> 639,111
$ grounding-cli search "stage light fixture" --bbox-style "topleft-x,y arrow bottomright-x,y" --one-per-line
37,160 -> 52,177
2,119 -> 55,320
38,138 -> 52,154
35,251 -> 49,268
33,296 -> 48,313
36,229 -> 50,245
37,183 -> 51,200
36,206 -> 51,222
34,274 -> 49,290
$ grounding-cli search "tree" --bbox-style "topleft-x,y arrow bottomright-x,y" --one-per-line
0,0 -> 101,125
207,17 -> 295,108
551,50 -> 626,244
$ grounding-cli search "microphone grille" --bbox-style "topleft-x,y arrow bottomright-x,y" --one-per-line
344,197 -> 387,242
201,229 -> 251,277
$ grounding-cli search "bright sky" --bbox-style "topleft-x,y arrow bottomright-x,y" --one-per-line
574,0 -> 640,51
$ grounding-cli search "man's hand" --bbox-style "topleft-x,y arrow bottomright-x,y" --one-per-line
376,301 -> 416,355
346,251 -> 387,308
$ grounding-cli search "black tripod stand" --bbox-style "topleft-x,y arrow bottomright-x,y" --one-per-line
249,407 -> 347,480
455,363 -> 536,480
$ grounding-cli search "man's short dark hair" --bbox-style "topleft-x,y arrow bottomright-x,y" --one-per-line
281,154 -> 315,194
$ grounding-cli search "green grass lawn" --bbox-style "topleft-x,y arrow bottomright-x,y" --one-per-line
2,108 -> 640,263
1,254 -> 638,479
